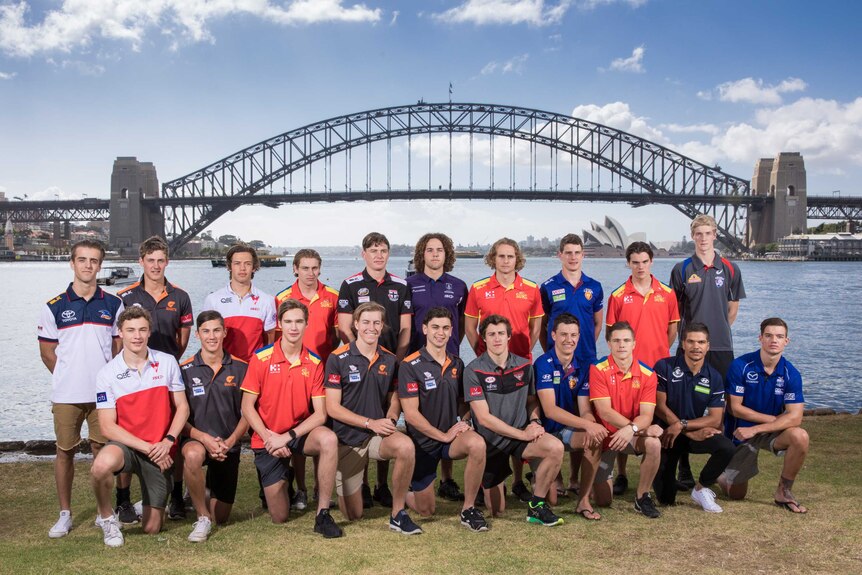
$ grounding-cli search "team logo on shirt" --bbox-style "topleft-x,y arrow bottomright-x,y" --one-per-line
166,301 -> 176,310
469,386 -> 483,397
328,374 -> 341,384
654,294 -> 665,303
776,376 -> 785,385
378,364 -> 388,374
583,289 -> 594,301
514,371 -> 524,381
388,290 -> 399,302
515,291 -> 528,300
321,300 -> 333,308
225,376 -> 237,387
569,376 -> 578,390
339,299 -> 349,308
672,367 -> 684,378
150,361 -> 160,372
406,382 -> 419,393
97,309 -> 112,320
451,367 -> 458,377
96,392 -> 107,403
715,276 -> 725,288
631,377 -> 640,389
301,368 -> 310,377
404,300 -> 411,309
423,371 -> 433,379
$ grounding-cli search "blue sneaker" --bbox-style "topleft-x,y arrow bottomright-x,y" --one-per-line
389,509 -> 423,535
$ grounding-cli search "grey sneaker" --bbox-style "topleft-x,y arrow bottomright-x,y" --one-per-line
634,492 -> 661,519
389,509 -> 423,535
116,500 -> 139,525
291,489 -> 308,511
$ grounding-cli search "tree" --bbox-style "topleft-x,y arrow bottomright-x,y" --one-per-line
218,234 -> 238,245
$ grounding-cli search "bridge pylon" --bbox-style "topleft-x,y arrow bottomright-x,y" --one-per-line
109,157 -> 165,256
747,152 -> 808,246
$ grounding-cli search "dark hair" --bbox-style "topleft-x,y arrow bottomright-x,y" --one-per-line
625,241 -> 653,262
362,232 -> 390,251
479,314 -> 512,339
760,317 -> 788,335
422,306 -> 453,325
552,312 -> 580,332
118,306 -> 152,329
196,310 -> 225,329
484,238 -> 525,272
278,298 -> 309,323
682,322 -> 710,341
70,239 -> 106,263
226,243 -> 260,279
414,233 -> 456,274
558,233 -> 583,252
139,235 -> 169,259
293,248 -> 322,269
606,321 -> 635,341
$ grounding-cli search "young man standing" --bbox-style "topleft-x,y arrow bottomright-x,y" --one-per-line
241,299 -> 343,537
605,241 -> 679,495
117,235 -> 194,522
38,240 -> 123,539
407,232 -> 469,502
179,310 -> 249,541
653,323 -> 734,512
534,313 -> 606,520
464,315 -> 565,526
400,307 -> 488,531
589,321 -> 664,518
90,307 -> 189,547
718,318 -> 809,514
336,232 -> 412,507
325,303 -> 421,535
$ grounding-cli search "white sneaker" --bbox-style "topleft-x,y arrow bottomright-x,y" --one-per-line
100,515 -> 124,547
49,512 -> 73,538
691,487 -> 723,513
188,516 -> 212,543
133,500 -> 143,517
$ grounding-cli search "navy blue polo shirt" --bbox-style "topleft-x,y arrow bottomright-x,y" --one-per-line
654,355 -> 725,425
540,271 -> 603,370
406,271 -> 468,357
534,347 -> 589,434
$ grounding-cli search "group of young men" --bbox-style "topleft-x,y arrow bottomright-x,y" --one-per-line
38,214 -> 811,548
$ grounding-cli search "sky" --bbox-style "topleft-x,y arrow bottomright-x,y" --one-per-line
1,0 -> 860,247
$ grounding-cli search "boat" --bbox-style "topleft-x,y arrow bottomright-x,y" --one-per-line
211,255 -> 286,268
97,266 -> 134,286
455,250 -> 483,259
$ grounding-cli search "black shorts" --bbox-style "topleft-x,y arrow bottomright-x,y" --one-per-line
253,435 -> 308,488
410,441 -> 453,492
180,437 -> 242,504
482,440 -> 528,489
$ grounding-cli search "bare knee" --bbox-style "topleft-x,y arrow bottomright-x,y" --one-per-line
468,437 -> 486,460
789,427 -> 809,450
644,437 -> 661,457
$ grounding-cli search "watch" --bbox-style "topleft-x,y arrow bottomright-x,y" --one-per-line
288,429 -> 297,441
164,434 -> 176,444
679,419 -> 689,430
529,418 -> 542,426
627,423 -> 639,434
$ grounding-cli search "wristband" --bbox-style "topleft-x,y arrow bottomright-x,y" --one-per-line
164,434 -> 176,444
529,418 -> 542,426
364,419 -> 370,428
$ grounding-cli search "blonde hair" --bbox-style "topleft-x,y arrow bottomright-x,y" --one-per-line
690,214 -> 717,233
484,238 -> 526,272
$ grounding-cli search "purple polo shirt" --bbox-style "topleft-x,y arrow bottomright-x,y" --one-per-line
407,271 -> 468,357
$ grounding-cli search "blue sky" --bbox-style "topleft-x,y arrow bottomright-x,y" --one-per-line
1,0 -> 860,247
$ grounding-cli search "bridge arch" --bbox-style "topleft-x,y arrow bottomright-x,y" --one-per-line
161,103 -> 751,252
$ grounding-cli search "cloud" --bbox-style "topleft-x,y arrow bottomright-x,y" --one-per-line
60,59 -> 105,76
433,0 -> 573,26
480,53 -> 529,75
389,10 -> 399,25
605,45 -> 644,73
661,123 -> 720,136
0,0 -> 382,58
0,71 -> 16,79
706,77 -> 808,105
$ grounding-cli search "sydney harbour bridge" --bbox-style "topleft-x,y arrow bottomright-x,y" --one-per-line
3,103 -> 861,254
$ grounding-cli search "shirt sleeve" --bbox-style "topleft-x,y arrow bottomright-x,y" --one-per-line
640,370 -> 657,406
337,281 -> 355,314
112,301 -> 124,337
240,355 -> 263,395
201,293 -> 215,313
323,354 -> 342,389
605,293 -> 619,327
526,363 -> 536,395
400,285 -> 412,315
593,282 -> 604,313
589,365 -> 609,401
708,372 -> 726,408
457,281 -> 468,318
784,366 -> 804,405
726,359 -> 745,397
654,360 -> 668,394
37,303 -> 59,342
670,263 -> 685,304
263,296 -> 277,332
396,361 -> 419,398
534,360 -> 553,391
310,360 -> 325,398
529,287 -> 544,319
463,367 -> 485,402
464,286 -> 479,318
668,290 -> 680,323
179,293 -> 194,328
729,262 -> 746,301
95,365 -> 116,409
166,357 -> 184,392
540,284 -> 551,315
576,367 -> 591,397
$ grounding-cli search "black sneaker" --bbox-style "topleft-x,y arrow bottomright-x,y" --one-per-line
314,509 -> 343,539
676,466 -> 696,491
389,509 -> 423,535
361,484 -> 373,509
459,507 -> 489,532
374,483 -> 393,507
437,478 -> 465,502
613,474 -> 629,496
526,500 -> 564,526
115,500 -> 139,525
511,481 -> 531,503
634,492 -> 661,519
474,488 -> 485,508
168,496 -> 186,520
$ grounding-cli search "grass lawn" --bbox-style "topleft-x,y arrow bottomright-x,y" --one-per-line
1,415 -> 860,575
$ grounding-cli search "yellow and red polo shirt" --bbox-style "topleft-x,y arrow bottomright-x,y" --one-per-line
589,355 -> 657,437
465,273 -> 544,359
605,275 -> 679,367
274,280 -> 339,361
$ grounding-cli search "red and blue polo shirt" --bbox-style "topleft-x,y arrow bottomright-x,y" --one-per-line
202,283 -> 277,362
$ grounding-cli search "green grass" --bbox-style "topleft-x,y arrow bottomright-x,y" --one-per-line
1,416 -> 861,575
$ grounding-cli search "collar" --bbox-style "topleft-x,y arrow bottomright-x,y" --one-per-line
227,281 -> 261,299
289,280 -> 324,303
66,283 -> 104,301
487,273 -> 522,291
418,346 -> 453,371
362,268 -> 391,285
554,270 -> 592,290
624,275 -> 661,296
415,271 -> 449,284
607,354 -> 638,379
138,276 -> 174,294
348,341 -> 384,363
751,351 -> 786,376
547,347 -> 576,373
673,354 -> 708,378
692,251 -> 725,270
193,350 -> 232,367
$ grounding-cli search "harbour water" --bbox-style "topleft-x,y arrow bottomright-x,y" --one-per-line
2,256 -> 860,441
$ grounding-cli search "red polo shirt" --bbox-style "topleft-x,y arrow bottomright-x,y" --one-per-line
465,273 -> 544,359
589,354 -> 657,436
606,275 -> 679,367
275,281 -> 339,361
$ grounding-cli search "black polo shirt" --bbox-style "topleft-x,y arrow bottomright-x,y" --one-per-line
398,348 -> 464,452
180,351 -> 248,453
324,342 -> 398,447
653,354 -> 725,425
117,278 -> 193,358
337,269 -> 412,353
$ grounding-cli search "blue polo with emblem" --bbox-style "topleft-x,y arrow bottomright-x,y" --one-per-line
724,350 -> 804,442
407,271 -> 467,357
534,347 -> 589,434
540,272 -> 603,370
653,354 -> 725,426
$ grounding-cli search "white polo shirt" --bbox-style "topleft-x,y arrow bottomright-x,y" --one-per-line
202,283 -> 276,362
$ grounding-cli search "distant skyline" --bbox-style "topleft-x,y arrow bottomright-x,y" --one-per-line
1,0 -> 860,246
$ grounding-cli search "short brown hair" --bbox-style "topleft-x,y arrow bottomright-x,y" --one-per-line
625,241 -> 653,261
70,239 -> 106,263
760,317 -> 788,335
485,238 -> 525,272
118,306 -> 152,329
413,233 -> 456,274
278,298 -> 309,323
606,321 -> 635,341
293,248 -> 322,269
226,243 -> 260,279
139,235 -> 169,259
196,310 -> 224,329
558,233 -> 583,252
362,232 -> 390,250
479,314 -> 512,339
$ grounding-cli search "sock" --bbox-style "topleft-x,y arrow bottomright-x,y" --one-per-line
172,480 -> 184,501
116,487 -> 130,507
60,510 -> 71,517
529,495 -> 545,507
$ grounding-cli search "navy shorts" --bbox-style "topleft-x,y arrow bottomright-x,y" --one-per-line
253,435 -> 308,488
482,440 -> 528,489
410,441 -> 453,492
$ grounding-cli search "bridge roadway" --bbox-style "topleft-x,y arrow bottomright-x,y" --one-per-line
1,192 -> 860,223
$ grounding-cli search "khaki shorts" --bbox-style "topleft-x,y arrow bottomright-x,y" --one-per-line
109,441 -> 173,509
52,402 -> 105,450
595,439 -> 642,484
336,435 -> 386,497
721,432 -> 784,486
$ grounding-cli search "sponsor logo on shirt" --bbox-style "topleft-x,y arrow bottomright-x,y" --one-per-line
774,387 -> 784,396
424,379 -> 437,390
117,369 -> 132,380
349,373 -> 361,383
388,289 -> 399,302
60,309 -> 77,322
746,371 -> 759,382
785,392 -> 796,401
552,293 -> 565,302
193,386 -> 205,397
469,386 -> 483,397
623,295 -> 633,304
404,300 -> 411,309
406,382 -> 419,393
152,375 -> 164,381
551,288 -> 565,296
484,376 -> 496,384
484,291 -> 495,299
338,299 -> 349,308
358,287 -> 370,297
654,294 -> 665,303
181,313 -> 193,323
346,275 -> 363,284
410,358 -> 421,365
192,377 -> 201,384
96,392 -> 108,403
358,296 -> 370,303
328,374 -> 341,385
220,297 -> 233,303
687,274 -> 702,284
269,364 -> 281,374
583,289 -> 594,301
349,365 -> 359,372
541,373 -> 552,382
735,385 -> 745,394
423,371 -> 433,379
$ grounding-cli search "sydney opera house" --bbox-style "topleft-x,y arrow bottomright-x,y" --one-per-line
582,216 -> 654,257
